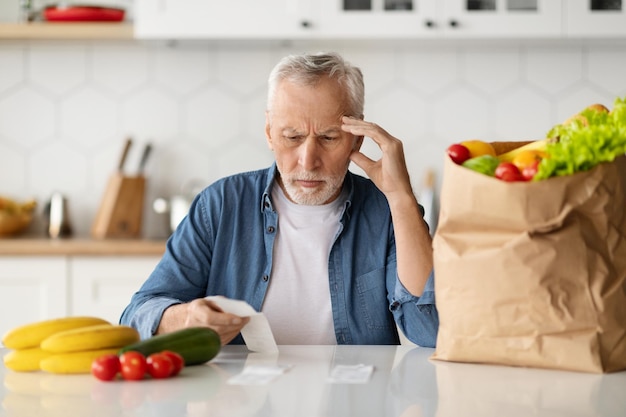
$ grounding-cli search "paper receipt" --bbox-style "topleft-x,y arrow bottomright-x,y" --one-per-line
205,296 -> 278,353
327,364 -> 375,384
227,364 -> 292,385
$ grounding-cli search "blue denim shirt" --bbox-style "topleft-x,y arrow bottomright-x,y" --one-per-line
120,164 -> 438,347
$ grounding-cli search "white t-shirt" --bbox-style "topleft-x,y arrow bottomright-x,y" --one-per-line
261,185 -> 345,344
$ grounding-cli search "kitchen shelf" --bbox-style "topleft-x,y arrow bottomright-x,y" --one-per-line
0,238 -> 166,256
0,22 -> 134,40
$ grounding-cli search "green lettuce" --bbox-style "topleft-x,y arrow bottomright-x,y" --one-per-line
535,96 -> 626,180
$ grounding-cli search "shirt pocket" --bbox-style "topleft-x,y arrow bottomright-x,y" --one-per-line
355,268 -> 395,331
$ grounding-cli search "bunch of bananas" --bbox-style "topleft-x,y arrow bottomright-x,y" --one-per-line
2,316 -> 140,374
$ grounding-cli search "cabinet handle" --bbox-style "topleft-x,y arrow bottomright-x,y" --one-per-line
300,20 -> 311,28
424,19 -> 436,28
449,19 -> 459,28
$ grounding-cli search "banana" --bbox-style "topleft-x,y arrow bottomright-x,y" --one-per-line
40,348 -> 120,374
3,347 -> 52,372
497,138 -> 550,163
2,316 -> 110,350
41,324 -> 140,354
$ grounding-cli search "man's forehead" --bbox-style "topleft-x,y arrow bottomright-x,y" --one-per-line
280,123 -> 343,134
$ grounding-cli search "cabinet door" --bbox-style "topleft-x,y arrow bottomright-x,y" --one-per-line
441,0 -> 563,37
565,0 -> 626,37
135,0 -> 314,39
316,0 -> 439,38
70,256 -> 160,325
0,257 -> 67,339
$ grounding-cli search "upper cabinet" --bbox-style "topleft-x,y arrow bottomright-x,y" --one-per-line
313,0 -> 561,38
439,0 -> 562,38
134,0 -> 625,40
135,0 -> 314,39
313,0 -> 438,39
565,0 -> 626,37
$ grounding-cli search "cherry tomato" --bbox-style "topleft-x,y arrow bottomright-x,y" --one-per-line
446,143 -> 471,165
119,351 -> 147,381
146,353 -> 174,379
91,354 -> 120,381
495,162 -> 524,182
521,159 -> 540,181
161,350 -> 185,376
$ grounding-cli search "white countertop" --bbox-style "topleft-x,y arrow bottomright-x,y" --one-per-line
2,345 -> 625,417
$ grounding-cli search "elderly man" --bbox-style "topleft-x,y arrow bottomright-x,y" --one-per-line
121,52 -> 438,347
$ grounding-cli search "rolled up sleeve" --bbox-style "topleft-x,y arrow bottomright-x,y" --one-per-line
120,296 -> 181,340
389,270 -> 439,347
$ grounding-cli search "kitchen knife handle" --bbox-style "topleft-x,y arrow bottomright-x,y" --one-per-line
138,143 -> 153,174
118,137 -> 133,172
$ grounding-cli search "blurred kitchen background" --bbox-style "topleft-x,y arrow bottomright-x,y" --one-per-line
1,0 -> 625,238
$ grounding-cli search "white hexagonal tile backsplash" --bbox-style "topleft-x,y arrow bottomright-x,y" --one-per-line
0,41 -> 624,238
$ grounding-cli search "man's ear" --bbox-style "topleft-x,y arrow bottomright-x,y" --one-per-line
265,111 -> 273,150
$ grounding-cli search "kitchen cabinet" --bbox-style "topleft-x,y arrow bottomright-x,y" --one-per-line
0,239 -> 164,339
565,0 -> 626,37
314,0 -> 438,39
318,0 -> 562,39
69,257 -> 159,325
135,0 -> 564,39
438,0 -> 563,38
135,0 -> 314,39
0,257 -> 67,339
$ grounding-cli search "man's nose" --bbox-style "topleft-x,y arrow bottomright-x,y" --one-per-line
299,137 -> 322,170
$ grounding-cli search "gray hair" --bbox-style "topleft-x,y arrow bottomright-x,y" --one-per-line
266,52 -> 364,119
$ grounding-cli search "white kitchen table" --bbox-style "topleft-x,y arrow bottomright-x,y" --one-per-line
1,345 -> 625,417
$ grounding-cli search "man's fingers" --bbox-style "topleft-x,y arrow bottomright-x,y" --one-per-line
342,117 -> 390,147
350,151 -> 375,172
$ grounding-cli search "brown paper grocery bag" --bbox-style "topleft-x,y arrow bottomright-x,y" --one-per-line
431,147 -> 626,373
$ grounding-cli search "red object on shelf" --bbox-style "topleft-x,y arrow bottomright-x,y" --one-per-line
43,6 -> 125,22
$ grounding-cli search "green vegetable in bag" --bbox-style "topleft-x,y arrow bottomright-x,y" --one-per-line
461,155 -> 500,177
536,96 -> 626,180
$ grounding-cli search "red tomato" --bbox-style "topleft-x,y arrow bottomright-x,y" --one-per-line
521,159 -> 540,181
119,351 -> 147,381
446,143 -> 471,165
161,350 -> 184,376
146,353 -> 174,379
495,162 -> 524,182
91,354 -> 120,381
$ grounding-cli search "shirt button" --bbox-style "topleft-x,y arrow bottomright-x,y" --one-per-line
390,301 -> 400,311
267,226 -> 275,233
263,202 -> 270,208
262,275 -> 269,282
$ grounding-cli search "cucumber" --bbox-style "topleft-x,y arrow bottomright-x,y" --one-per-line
118,327 -> 221,366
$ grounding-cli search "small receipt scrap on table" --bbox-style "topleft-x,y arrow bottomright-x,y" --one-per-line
227,364 -> 293,385
327,364 -> 375,384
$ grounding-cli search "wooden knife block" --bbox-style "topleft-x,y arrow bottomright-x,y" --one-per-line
91,173 -> 146,239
